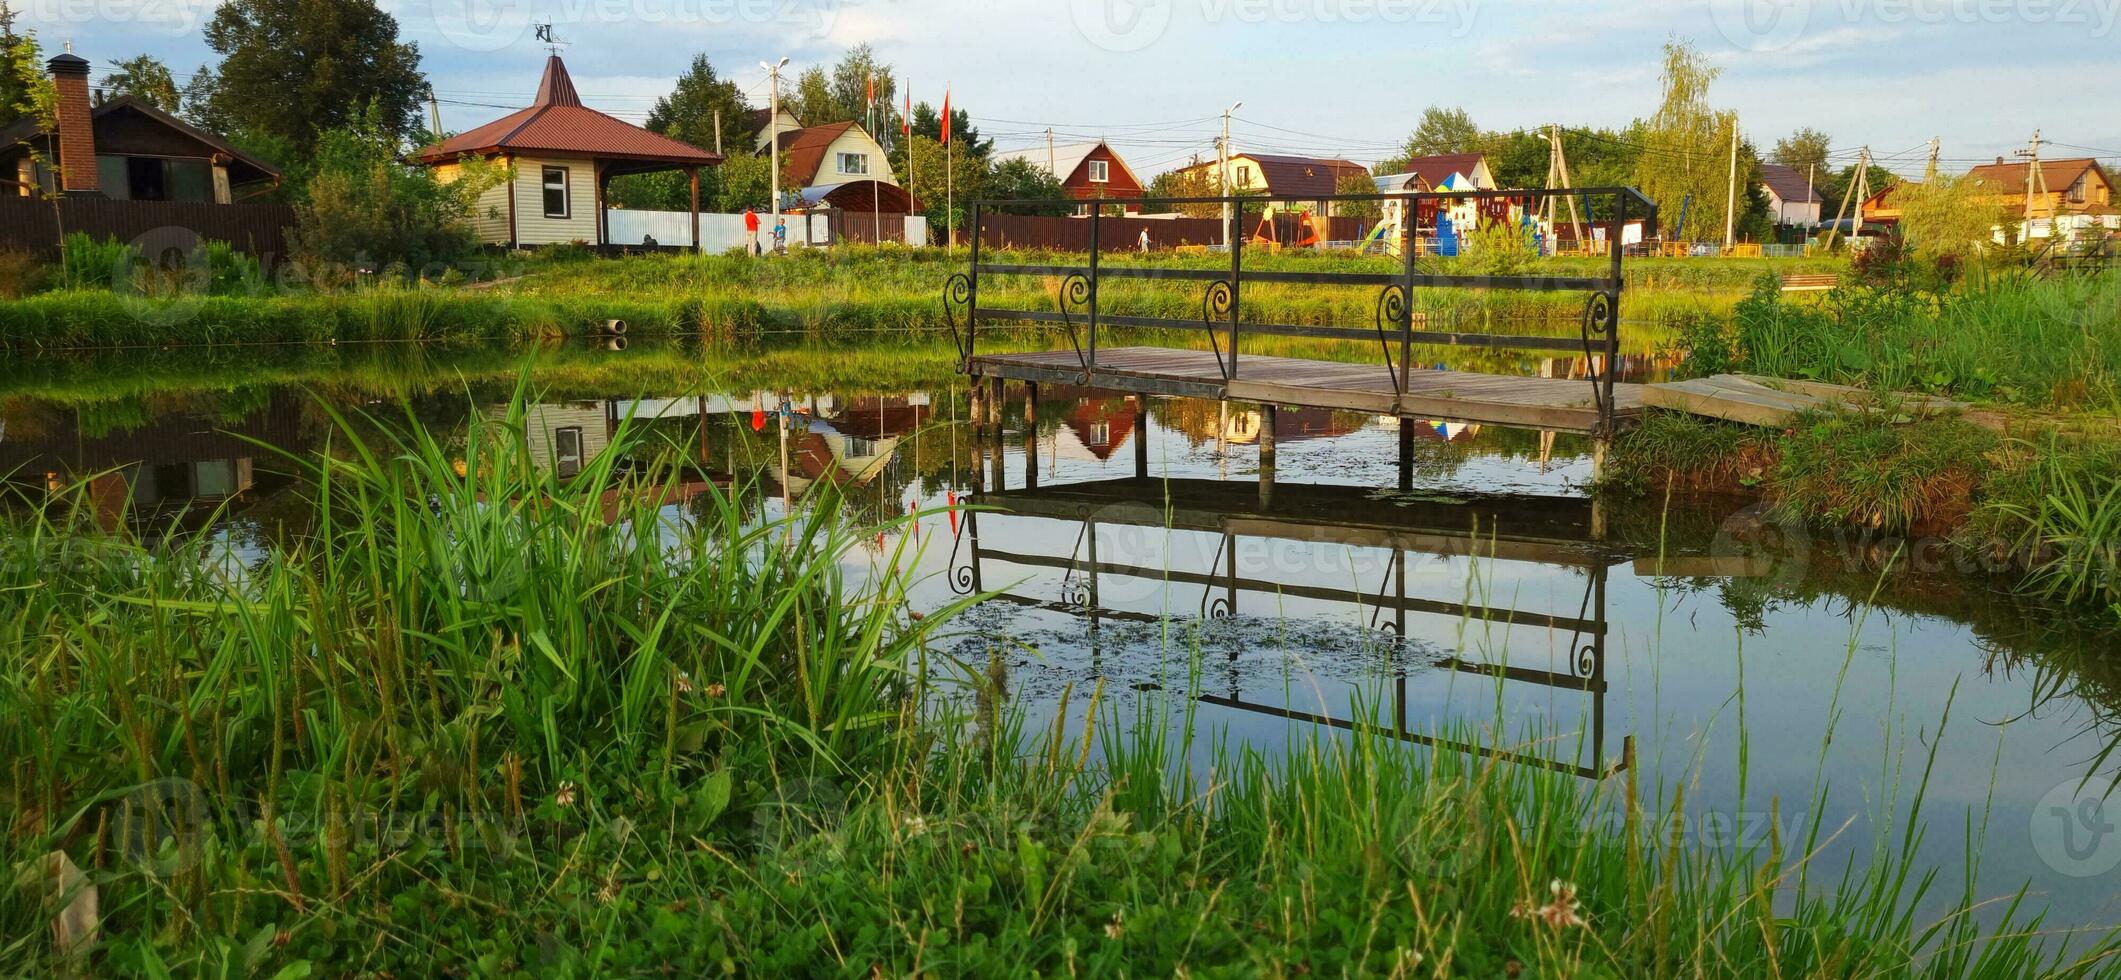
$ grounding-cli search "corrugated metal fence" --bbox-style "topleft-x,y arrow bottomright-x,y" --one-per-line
973,212 -> 1370,251
0,198 -> 295,263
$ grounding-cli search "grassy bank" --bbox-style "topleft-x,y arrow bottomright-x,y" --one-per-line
0,247 -> 1830,351
1,389 -> 2109,975
1607,407 -> 2121,621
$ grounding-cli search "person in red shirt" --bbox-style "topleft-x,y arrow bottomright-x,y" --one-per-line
743,209 -> 762,255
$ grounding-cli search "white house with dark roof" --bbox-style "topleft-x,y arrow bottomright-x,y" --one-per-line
1759,164 -> 1823,228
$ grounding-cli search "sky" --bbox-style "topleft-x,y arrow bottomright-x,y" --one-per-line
17,0 -> 2121,179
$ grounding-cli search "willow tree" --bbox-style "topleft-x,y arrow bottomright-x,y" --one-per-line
1633,38 -> 1738,241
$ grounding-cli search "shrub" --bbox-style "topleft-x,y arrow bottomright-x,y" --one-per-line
0,248 -> 46,297
58,233 -> 136,290
288,108 -> 507,279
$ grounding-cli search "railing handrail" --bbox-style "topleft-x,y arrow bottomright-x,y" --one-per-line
947,188 -> 1650,436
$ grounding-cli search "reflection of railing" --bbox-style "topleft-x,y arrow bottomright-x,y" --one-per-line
949,475 -> 1627,779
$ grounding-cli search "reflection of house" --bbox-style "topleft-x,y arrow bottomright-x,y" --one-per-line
0,392 -> 306,530
1218,407 -> 1364,445
410,54 -> 722,249
515,402 -> 613,478
769,396 -> 930,494
3,51 -> 280,200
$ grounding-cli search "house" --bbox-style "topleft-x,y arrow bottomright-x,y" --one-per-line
749,107 -> 804,152
2,52 -> 279,201
1168,151 -> 1369,215
1374,153 -> 1496,194
764,120 -> 914,213
409,54 -> 722,250
991,140 -> 1145,213
1866,156 -> 2117,243
1758,164 -> 1823,227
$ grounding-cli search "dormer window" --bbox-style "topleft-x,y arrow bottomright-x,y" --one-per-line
838,152 -> 869,176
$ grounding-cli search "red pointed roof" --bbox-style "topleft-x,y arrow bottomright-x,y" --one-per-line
411,56 -> 720,171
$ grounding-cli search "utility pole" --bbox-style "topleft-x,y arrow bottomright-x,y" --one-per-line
2014,129 -> 2047,220
760,57 -> 790,231
1924,137 -> 1939,182
1805,162 -> 1816,228
1220,101 -> 1242,245
714,111 -> 723,155
1046,127 -> 1055,177
1724,118 -> 1740,249
1826,145 -> 1870,248
1546,124 -> 1584,246
425,84 -> 443,138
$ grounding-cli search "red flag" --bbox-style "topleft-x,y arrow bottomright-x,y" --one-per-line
865,73 -> 873,106
902,90 -> 911,136
940,88 -> 950,145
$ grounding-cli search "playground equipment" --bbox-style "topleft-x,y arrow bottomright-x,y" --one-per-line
1247,209 -> 1326,249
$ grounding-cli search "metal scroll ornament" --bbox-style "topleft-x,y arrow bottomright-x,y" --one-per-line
945,511 -> 978,595
1574,641 -> 1600,679
1202,279 -> 1235,380
1373,283 -> 1408,393
1579,290 -> 1616,417
941,273 -> 973,367
1056,274 -> 1092,378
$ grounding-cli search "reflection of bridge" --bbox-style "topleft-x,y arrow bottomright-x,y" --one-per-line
949,472 -> 1629,779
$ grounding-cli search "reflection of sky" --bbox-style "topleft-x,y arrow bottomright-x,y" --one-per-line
865,402 -> 2121,940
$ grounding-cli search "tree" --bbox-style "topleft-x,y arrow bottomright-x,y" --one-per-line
902,132 -> 985,241
827,44 -> 897,142
909,100 -> 991,162
1632,38 -> 1739,242
1334,170 -> 1380,221
714,152 -> 770,212
1890,174 -> 2011,263
647,54 -> 752,155
0,2 -> 40,131
982,157 -> 1071,215
1146,162 -> 1218,217
1402,106 -> 1482,158
200,0 -> 425,154
100,55 -> 181,113
788,66 -> 832,128
1771,127 -> 1831,176
288,106 -> 504,276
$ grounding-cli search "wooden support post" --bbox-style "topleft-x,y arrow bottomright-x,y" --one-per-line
968,381 -> 983,432
1397,420 -> 1414,491
1590,437 -> 1610,540
988,377 -> 1004,428
687,168 -> 700,253
1257,403 -> 1276,506
1133,395 -> 1149,479
1023,382 -> 1039,490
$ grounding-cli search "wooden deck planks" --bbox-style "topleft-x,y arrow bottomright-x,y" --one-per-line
968,346 -> 1642,434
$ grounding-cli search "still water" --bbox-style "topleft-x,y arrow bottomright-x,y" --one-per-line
4,338 -> 2117,938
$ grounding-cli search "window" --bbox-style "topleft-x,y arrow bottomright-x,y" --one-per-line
553,427 -> 584,478
1087,159 -> 1109,183
542,166 -> 570,218
1237,165 -> 1251,188
93,155 -> 214,202
842,436 -> 879,459
1087,422 -> 1111,446
837,152 -> 869,176
2069,178 -> 2087,204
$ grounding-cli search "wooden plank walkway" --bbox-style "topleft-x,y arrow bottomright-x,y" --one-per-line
969,346 -> 1642,434
1641,374 -> 1975,428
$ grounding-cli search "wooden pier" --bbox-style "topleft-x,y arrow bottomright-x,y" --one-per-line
944,187 -> 1660,474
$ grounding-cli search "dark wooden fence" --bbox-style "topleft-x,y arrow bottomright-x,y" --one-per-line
828,211 -> 914,245
973,212 -> 1371,251
0,198 -> 295,263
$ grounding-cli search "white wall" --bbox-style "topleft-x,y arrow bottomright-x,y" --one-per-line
606,210 -> 879,253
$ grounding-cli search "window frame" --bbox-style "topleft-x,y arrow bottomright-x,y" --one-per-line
837,152 -> 869,176
1087,159 -> 1110,183
541,166 -> 571,219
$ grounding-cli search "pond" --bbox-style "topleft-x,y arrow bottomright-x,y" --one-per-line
5,336 -> 2117,939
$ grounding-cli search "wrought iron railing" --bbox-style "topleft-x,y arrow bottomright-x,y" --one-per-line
943,188 -> 1658,436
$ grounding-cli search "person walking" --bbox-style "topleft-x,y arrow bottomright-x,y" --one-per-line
772,216 -> 788,255
744,208 -> 761,256
1139,226 -> 1151,253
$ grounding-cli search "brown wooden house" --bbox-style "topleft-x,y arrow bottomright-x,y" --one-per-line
2,52 -> 279,202
992,140 -> 1145,213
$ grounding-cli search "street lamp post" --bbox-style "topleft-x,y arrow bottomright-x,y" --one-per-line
761,57 -> 790,237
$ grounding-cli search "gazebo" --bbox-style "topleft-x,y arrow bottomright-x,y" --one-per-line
411,55 -> 721,250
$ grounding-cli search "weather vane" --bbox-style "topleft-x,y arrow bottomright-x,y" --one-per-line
534,23 -> 569,56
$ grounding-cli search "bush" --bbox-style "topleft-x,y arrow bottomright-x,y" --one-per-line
0,248 -> 46,298
58,233 -> 137,290
288,108 -> 507,279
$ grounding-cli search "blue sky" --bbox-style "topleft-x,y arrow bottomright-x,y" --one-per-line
19,0 -> 2121,178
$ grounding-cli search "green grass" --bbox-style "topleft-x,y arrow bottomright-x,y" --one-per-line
1679,269 -> 2121,410
0,382 -> 2111,975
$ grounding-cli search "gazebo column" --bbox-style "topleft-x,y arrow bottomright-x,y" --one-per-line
688,168 -> 701,253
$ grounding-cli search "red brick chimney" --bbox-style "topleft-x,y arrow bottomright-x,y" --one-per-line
47,51 -> 99,195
